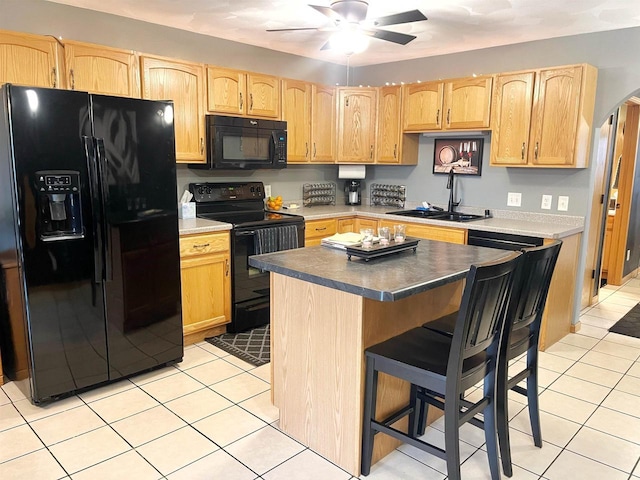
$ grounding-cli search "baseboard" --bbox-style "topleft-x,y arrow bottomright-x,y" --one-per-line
621,268 -> 640,285
184,324 -> 227,346
570,321 -> 581,333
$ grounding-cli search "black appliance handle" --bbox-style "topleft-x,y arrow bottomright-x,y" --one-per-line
269,131 -> 277,162
82,135 -> 102,285
95,138 -> 112,281
235,230 -> 257,236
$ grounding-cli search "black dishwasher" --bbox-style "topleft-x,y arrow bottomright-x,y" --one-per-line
467,230 -> 544,251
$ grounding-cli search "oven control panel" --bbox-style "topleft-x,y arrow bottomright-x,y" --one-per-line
189,182 -> 265,203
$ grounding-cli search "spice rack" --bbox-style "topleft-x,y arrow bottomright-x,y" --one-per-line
370,184 -> 406,208
302,182 -> 336,206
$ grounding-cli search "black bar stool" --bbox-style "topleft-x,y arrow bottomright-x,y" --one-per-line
361,251 -> 522,480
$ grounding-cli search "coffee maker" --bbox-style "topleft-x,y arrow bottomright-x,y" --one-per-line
35,170 -> 84,240
344,180 -> 362,206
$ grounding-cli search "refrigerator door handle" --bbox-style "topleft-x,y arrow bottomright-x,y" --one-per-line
95,138 -> 113,282
82,135 -> 102,285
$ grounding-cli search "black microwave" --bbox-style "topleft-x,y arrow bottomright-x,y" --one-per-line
191,115 -> 287,170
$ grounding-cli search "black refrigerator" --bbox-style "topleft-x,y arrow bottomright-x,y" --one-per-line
0,85 -> 183,403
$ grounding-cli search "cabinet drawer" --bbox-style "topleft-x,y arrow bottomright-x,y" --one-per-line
305,218 -> 337,240
180,232 -> 229,258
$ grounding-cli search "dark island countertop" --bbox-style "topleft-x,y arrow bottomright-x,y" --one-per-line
248,240 -> 513,302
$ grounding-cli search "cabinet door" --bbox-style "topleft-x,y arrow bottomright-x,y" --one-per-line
247,73 -> 280,118
379,220 -> 466,244
490,72 -> 535,166
444,77 -> 492,129
376,86 -> 403,164
64,41 -> 140,97
141,55 -> 206,163
529,66 -> 583,166
180,252 -> 231,333
354,218 -> 379,232
206,66 -> 246,115
337,88 -> 377,163
311,84 -> 336,163
282,79 -> 311,163
403,82 -> 443,131
337,217 -> 355,233
0,30 -> 61,88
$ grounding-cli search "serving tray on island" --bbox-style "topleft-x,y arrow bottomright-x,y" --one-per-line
345,237 -> 420,262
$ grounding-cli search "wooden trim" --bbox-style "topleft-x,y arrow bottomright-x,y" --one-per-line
183,324 -> 226,346
570,322 -> 581,333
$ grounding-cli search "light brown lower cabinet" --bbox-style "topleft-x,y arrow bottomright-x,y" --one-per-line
305,218 -> 337,246
179,231 -> 231,344
337,217 -> 379,234
378,220 -> 466,244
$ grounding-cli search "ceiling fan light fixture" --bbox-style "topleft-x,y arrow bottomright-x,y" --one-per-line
328,27 -> 369,55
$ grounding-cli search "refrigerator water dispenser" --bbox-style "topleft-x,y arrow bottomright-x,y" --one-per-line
35,170 -> 84,240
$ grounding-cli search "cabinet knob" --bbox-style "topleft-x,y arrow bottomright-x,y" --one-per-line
370,145 -> 373,159
446,108 -> 450,126
393,144 -> 397,159
225,258 -> 229,276
70,69 -> 75,90
436,109 -> 440,125
313,143 -> 317,158
239,92 -> 243,111
200,138 -> 204,155
521,142 -> 525,160
51,68 -> 57,88
193,243 -> 210,249
250,93 -> 254,111
534,141 -> 539,160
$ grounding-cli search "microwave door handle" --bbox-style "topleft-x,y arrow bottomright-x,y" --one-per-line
270,131 -> 277,162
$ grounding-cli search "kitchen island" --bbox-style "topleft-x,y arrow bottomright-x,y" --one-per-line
249,241 -> 513,476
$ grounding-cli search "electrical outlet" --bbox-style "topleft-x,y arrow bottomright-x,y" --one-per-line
507,192 -> 522,207
264,184 -> 272,199
541,195 -> 552,210
557,195 -> 569,211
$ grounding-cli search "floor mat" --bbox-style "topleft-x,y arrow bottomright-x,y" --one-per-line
609,302 -> 640,339
205,324 -> 270,367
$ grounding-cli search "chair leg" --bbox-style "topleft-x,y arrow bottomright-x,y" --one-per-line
361,358 -> 378,476
444,393 -> 462,480
496,368 -> 513,476
483,376 -> 502,480
526,352 -> 542,447
416,388 -> 429,436
409,384 -> 420,438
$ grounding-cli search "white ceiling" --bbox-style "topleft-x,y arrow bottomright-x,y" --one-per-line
45,0 -> 640,66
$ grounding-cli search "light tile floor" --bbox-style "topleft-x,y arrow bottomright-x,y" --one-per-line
2,280 -> 640,479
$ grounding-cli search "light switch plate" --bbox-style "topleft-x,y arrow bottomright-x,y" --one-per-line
507,192 -> 522,207
264,184 -> 272,199
541,195 -> 552,210
558,195 -> 569,211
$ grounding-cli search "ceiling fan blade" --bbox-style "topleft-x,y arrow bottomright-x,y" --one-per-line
361,28 -> 417,45
310,5 -> 343,22
267,27 -> 321,32
373,10 -> 428,27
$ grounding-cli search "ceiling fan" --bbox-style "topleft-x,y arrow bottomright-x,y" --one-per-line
266,0 -> 428,51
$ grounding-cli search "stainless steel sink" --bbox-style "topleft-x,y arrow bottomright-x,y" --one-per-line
387,210 -> 485,222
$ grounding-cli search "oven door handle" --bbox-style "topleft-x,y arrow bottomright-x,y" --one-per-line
235,230 -> 257,236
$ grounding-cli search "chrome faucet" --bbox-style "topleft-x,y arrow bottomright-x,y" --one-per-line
447,168 -> 461,212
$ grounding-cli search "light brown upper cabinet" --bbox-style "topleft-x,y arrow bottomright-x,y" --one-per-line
376,86 -> 403,163
0,30 -> 62,88
282,80 -> 336,164
141,54 -> 206,163
491,64 -> 597,168
375,85 -> 417,165
403,76 -> 492,132
63,41 -> 140,97
282,79 -> 311,163
311,84 -> 336,163
207,67 -> 280,118
337,87 -> 377,163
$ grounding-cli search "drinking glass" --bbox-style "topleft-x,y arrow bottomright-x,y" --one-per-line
378,226 -> 391,246
394,224 -> 406,243
360,228 -> 374,248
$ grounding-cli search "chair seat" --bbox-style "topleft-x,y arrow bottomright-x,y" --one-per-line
422,311 -> 457,336
366,326 -> 488,389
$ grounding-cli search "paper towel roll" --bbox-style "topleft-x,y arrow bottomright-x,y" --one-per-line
338,164 -> 366,179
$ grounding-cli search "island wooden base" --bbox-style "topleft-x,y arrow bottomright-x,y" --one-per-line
270,273 -> 463,476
